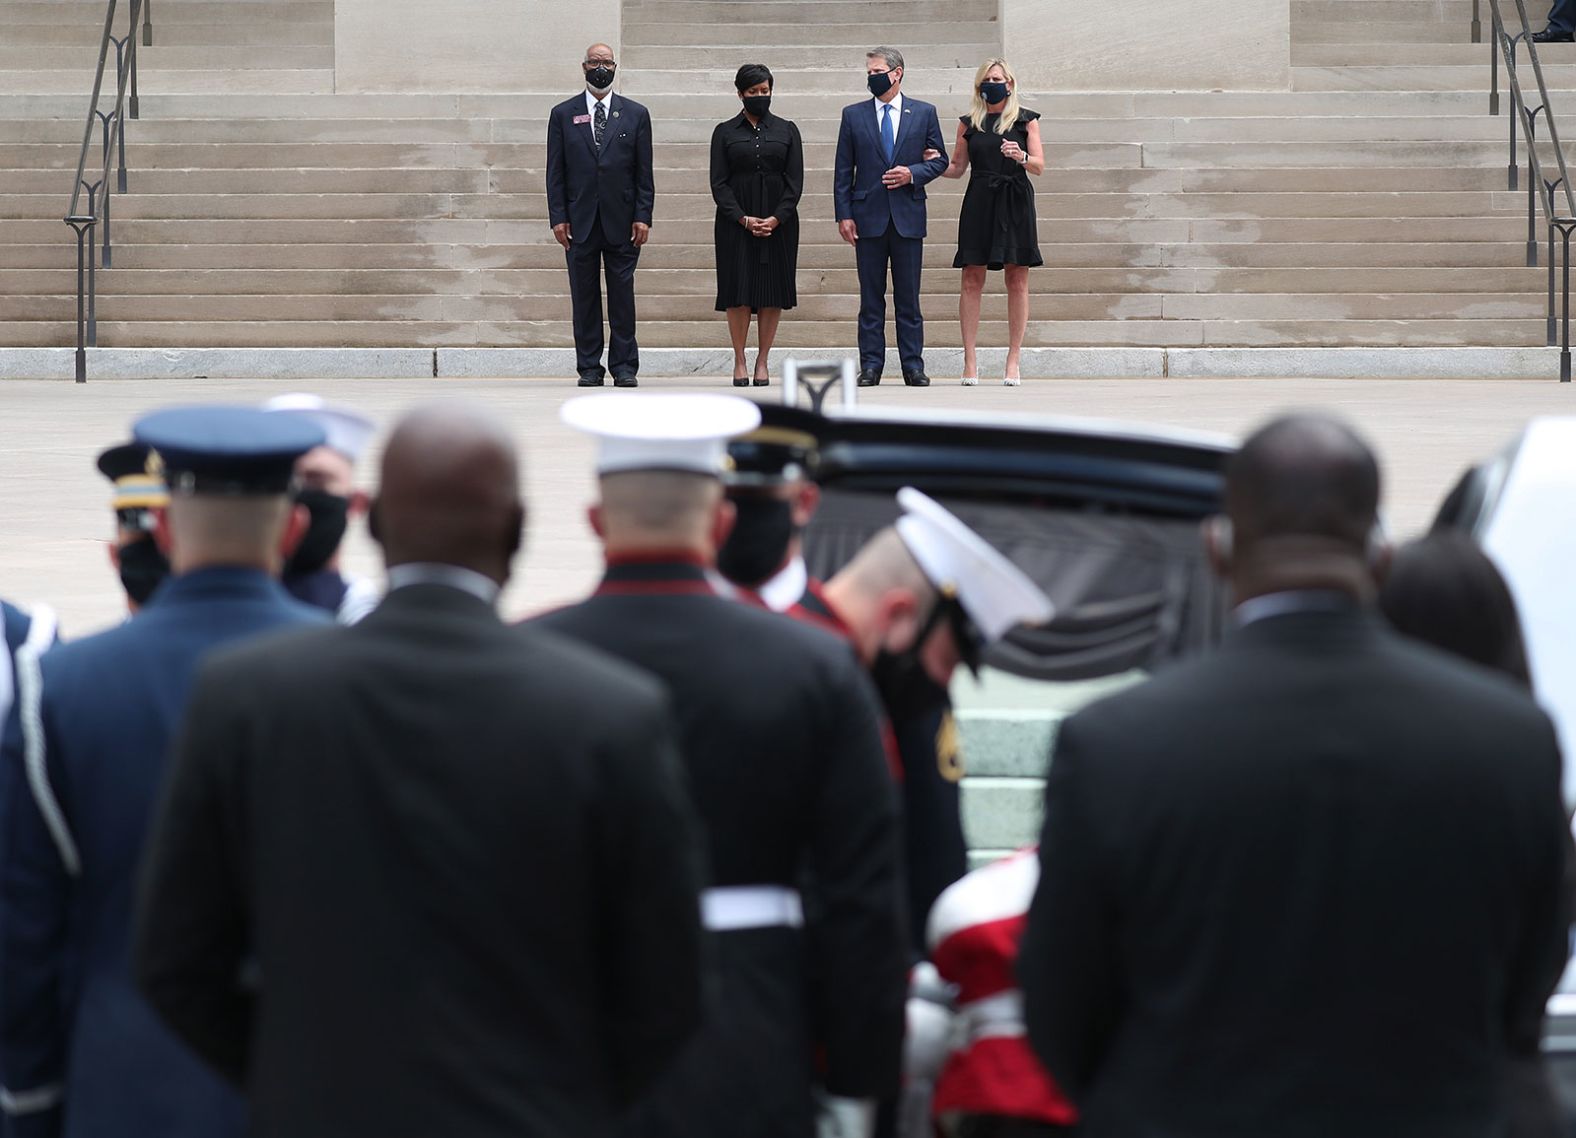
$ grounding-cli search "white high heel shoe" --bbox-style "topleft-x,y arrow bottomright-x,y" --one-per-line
1003,374 -> 1021,386
961,375 -> 979,386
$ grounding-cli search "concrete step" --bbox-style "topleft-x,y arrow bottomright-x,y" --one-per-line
3,0 -> 332,17
0,318 -> 1549,349
619,67 -> 980,95
1293,43 -> 1521,65
0,46 -> 335,70
1292,0 -> 1473,21
0,187 -> 1530,222
0,266 -> 1540,296
621,20 -> 994,45
0,215 -> 1532,247
0,69 -> 336,94
0,164 -> 1523,196
621,44 -> 998,70
3,290 -> 1543,323
1292,19 -> 1473,42
627,0 -> 996,19
5,22 -> 334,46
0,239 -> 1536,271
1292,63 -> 1576,91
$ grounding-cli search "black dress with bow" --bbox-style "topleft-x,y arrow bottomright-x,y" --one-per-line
711,111 -> 803,311
954,109 -> 1043,270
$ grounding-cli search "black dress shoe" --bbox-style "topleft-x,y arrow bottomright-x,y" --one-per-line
613,375 -> 639,388
576,373 -> 605,387
902,370 -> 930,387
857,368 -> 882,387
1534,28 -> 1574,41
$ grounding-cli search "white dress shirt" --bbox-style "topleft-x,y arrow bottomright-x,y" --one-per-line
757,555 -> 809,614
386,563 -> 501,606
585,89 -> 612,121
873,91 -> 904,140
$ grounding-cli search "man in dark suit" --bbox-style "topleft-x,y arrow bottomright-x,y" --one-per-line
134,404 -> 705,1138
0,406 -> 329,1138
538,392 -> 909,1137
546,43 -> 654,388
1535,0 -> 1574,41
834,47 -> 948,388
1020,414 -> 1572,1138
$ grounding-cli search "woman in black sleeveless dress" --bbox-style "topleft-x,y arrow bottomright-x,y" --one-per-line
938,59 -> 1044,386
711,62 -> 803,386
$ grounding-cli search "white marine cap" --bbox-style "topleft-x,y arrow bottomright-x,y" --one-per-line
262,393 -> 376,462
561,393 -> 763,476
895,486 -> 1054,644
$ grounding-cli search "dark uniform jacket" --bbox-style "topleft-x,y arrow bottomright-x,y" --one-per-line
534,555 -> 909,1137
0,569 -> 326,1138
795,580 -> 969,952
1021,605 -> 1572,1138
134,583 -> 707,1138
546,92 -> 655,246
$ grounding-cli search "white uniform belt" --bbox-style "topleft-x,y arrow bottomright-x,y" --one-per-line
957,988 -> 1026,1043
702,885 -> 804,932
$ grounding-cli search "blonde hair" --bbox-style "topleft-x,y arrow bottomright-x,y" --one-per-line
967,57 -> 1022,135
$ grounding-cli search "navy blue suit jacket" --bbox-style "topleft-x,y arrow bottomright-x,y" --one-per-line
0,569 -> 327,1138
833,96 -> 948,240
545,92 -> 655,246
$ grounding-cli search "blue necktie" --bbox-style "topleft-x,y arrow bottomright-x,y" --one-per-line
882,103 -> 896,164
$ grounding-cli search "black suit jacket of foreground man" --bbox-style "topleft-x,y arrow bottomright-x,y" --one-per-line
1021,605 -> 1571,1138
134,584 -> 707,1138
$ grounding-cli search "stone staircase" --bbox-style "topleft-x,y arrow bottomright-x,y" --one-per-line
0,0 -> 1562,359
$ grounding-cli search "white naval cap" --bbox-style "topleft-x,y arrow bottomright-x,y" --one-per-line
561,393 -> 763,476
895,487 -> 1054,643
262,393 -> 376,462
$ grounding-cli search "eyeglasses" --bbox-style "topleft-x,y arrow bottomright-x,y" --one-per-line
584,59 -> 615,67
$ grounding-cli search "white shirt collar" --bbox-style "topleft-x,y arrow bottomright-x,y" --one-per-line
1233,589 -> 1356,629
757,555 -> 808,614
386,563 -> 501,607
874,91 -> 903,123
585,89 -> 612,117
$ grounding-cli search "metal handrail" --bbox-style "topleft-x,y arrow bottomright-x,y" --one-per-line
63,0 -> 144,384
1486,0 -> 1576,381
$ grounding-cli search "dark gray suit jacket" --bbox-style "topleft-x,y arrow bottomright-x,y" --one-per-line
135,583 -> 706,1138
1021,606 -> 1570,1138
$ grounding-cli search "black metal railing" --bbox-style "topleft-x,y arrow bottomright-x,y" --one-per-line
1485,0 -> 1576,381
64,0 -> 149,384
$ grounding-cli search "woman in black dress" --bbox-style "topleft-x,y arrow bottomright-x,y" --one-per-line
938,58 -> 1044,386
711,63 -> 803,386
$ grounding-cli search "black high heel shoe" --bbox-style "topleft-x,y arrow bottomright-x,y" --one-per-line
733,375 -> 750,387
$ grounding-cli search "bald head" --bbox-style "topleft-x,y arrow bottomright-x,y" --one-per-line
373,403 -> 524,584
585,42 -> 614,62
1214,414 -> 1384,601
822,527 -> 939,665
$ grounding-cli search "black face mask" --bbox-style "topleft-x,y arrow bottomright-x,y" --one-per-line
979,81 -> 1010,104
741,94 -> 772,118
285,488 -> 350,577
117,535 -> 170,607
871,642 -> 950,722
867,70 -> 895,98
586,65 -> 616,91
718,495 -> 795,587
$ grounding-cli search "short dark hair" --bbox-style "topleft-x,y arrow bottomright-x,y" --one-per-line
1225,414 -> 1380,551
735,63 -> 773,92
1379,530 -> 1532,687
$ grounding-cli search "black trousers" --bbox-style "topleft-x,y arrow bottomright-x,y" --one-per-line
1550,0 -> 1576,33
566,220 -> 640,379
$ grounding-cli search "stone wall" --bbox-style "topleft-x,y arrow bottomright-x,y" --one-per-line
335,0 -> 621,93
1004,0 -> 1291,92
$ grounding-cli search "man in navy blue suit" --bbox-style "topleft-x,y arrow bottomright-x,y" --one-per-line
546,43 -> 655,389
834,47 -> 948,388
1535,0 -> 1575,40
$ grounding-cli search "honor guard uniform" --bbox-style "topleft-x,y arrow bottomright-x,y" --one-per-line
718,403 -> 823,611
263,394 -> 380,624
0,406 -> 330,1138
536,393 -> 909,1138
96,442 -> 172,612
798,489 -> 1053,953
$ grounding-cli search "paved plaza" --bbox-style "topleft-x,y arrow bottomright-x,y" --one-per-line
2,374 -> 1570,638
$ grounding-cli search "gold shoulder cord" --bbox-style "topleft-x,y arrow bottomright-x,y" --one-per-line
936,711 -> 965,783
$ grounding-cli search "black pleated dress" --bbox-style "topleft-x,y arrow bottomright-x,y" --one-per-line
711,111 -> 803,312
954,109 -> 1044,271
